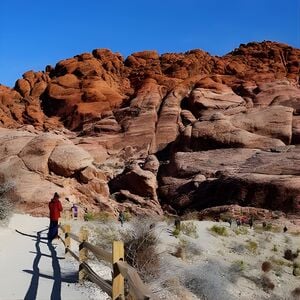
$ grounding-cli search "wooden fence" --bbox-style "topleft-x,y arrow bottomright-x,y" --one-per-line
59,224 -> 153,300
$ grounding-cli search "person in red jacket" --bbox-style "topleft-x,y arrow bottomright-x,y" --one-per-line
48,192 -> 63,241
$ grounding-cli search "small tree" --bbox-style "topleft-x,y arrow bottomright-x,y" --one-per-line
0,181 -> 16,226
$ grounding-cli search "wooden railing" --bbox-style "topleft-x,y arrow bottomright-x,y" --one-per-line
59,224 -> 153,300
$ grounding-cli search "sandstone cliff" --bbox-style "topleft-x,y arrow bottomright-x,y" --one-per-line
0,41 -> 299,217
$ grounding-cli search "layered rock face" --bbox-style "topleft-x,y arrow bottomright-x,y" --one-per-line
0,41 -> 300,216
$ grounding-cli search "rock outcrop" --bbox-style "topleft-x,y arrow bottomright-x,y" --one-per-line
0,41 -> 300,217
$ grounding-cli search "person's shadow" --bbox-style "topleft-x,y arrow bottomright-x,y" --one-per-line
16,228 -> 77,300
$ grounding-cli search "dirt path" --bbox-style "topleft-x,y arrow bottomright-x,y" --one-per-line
0,214 -> 108,300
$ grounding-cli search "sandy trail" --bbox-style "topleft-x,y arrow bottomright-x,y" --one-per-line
0,214 -> 108,300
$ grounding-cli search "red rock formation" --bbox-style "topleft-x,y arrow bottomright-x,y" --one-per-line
0,41 -> 300,216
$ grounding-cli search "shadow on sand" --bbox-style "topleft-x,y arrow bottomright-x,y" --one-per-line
16,229 -> 77,300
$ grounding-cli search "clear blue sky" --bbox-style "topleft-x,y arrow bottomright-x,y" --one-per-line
0,0 -> 299,87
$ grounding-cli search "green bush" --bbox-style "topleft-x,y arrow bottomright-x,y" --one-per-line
210,225 -> 228,236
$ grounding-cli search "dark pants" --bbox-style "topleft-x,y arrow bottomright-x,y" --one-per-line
48,220 -> 58,241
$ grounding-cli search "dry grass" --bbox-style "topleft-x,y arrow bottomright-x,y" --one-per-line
246,240 -> 258,254
233,226 -> 249,235
209,225 -> 228,236
122,218 -> 160,281
181,221 -> 199,239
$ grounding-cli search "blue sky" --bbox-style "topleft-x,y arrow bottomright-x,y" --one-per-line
0,0 -> 299,87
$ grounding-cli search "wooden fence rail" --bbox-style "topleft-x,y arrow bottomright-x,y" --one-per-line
59,224 -> 153,300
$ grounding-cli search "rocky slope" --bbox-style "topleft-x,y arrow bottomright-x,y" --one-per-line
0,41 -> 300,217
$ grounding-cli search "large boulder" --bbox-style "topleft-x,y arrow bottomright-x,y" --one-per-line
190,117 -> 285,151
230,105 -> 293,144
19,133 -> 61,174
159,147 -> 300,213
109,163 -> 158,201
48,142 -> 93,177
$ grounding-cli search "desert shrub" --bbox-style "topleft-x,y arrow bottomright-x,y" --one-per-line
234,226 -> 248,235
264,223 -> 273,231
172,228 -> 180,238
0,181 -> 16,226
293,267 -> 300,276
175,237 -> 202,261
173,245 -> 185,259
261,261 -> 272,272
261,275 -> 275,291
284,249 -> 298,261
254,223 -> 280,234
181,221 -> 199,238
83,211 -> 114,222
84,212 -> 95,221
292,287 -> 300,297
294,261 -> 300,268
209,225 -> 228,236
246,240 -> 258,253
173,240 -> 187,260
93,225 -> 120,251
123,210 -> 132,222
123,218 -> 159,281
232,260 -> 246,272
96,212 -> 112,222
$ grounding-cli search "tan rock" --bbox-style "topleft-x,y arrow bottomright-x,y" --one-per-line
19,133 -> 61,174
191,119 -> 285,151
230,105 -> 293,144
48,141 -> 93,177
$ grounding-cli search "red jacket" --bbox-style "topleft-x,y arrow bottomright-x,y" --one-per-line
49,198 -> 63,221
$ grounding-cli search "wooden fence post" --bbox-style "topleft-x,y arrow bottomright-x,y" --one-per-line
79,227 -> 89,283
64,224 -> 71,255
112,241 -> 124,300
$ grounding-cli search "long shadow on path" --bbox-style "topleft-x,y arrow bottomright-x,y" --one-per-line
16,229 -> 77,300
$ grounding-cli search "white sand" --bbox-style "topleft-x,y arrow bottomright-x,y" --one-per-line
0,214 -> 109,300
1,214 -> 299,300
152,220 -> 300,300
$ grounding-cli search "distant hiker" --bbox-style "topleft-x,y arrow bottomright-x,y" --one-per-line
262,221 -> 267,228
283,226 -> 288,233
249,216 -> 254,229
71,203 -> 78,219
48,192 -> 63,241
236,219 -> 241,227
118,211 -> 125,227
227,218 -> 232,227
